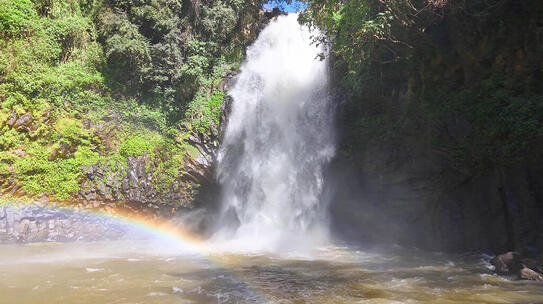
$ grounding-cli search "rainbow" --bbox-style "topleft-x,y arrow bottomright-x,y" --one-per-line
25,204 -> 275,302
85,207 -> 211,253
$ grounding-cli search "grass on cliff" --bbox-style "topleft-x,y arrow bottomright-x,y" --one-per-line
0,0 -> 255,201
13,146 -> 101,200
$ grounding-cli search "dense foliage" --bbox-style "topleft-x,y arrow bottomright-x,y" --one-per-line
98,0 -> 261,118
300,0 -> 543,172
0,0 -> 264,200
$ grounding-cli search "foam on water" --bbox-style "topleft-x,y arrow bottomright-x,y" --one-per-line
214,14 -> 335,253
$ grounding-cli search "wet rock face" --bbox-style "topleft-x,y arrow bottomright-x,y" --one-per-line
67,73 -> 239,210
76,154 -> 202,212
0,204 -> 143,243
328,142 -> 543,254
6,111 -> 34,132
0,63 -> 237,222
72,82 -> 233,212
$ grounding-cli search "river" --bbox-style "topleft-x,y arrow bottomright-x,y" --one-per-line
2,240 -> 543,303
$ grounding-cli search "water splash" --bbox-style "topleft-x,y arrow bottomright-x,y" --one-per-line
214,14 -> 335,252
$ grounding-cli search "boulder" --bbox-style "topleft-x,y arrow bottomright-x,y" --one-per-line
264,7 -> 284,19
14,113 -> 32,129
521,258 -> 543,273
7,111 -> 17,126
490,251 -> 522,275
520,267 -> 543,281
491,252 -> 543,281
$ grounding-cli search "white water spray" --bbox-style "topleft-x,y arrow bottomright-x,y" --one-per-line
214,14 -> 335,252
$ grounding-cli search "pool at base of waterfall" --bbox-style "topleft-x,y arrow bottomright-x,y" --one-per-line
2,241 -> 543,304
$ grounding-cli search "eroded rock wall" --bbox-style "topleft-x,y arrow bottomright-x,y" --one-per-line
0,203 -> 142,243
327,1 -> 543,255
328,144 -> 543,254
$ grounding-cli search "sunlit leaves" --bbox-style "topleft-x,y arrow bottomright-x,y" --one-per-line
0,0 -> 37,37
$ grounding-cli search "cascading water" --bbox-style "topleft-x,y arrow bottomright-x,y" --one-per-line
214,14 -> 336,252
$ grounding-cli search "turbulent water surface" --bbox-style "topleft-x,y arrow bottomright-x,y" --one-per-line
3,241 -> 543,304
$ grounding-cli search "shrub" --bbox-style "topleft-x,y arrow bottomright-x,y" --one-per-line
119,135 -> 158,158
183,64 -> 227,133
14,145 -> 101,200
55,117 -> 92,145
0,0 -> 37,37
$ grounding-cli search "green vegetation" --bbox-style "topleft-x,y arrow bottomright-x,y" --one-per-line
301,0 -> 543,172
13,145 -> 101,200
98,0 -> 263,119
0,0 -> 264,200
119,135 -> 158,158
0,0 -> 36,36
183,64 -> 227,134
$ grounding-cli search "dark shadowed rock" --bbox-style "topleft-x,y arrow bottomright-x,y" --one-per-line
445,114 -> 471,139
490,252 -> 522,275
48,143 -> 75,160
220,95 -> 234,128
521,258 -> 543,274
264,7 -> 284,19
491,252 -> 543,281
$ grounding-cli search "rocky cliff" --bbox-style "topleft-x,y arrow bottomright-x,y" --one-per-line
0,71 -> 237,216
0,1 -> 281,220
320,0 -> 543,255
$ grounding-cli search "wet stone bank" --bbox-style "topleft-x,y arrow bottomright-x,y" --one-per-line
0,203 -> 145,243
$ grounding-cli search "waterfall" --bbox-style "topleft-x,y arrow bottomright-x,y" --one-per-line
214,14 -> 335,252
